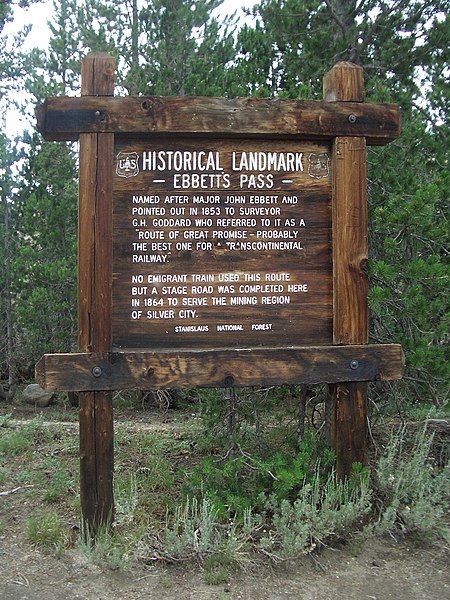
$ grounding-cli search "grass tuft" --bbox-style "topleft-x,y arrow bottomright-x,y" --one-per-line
26,512 -> 68,556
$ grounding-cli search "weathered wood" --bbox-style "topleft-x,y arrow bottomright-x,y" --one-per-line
323,62 -> 365,102
78,52 -> 115,531
35,344 -> 404,392
325,62 -> 369,479
331,382 -> 367,476
81,51 -> 116,96
332,137 -> 368,344
112,138 -> 333,350
36,96 -> 401,145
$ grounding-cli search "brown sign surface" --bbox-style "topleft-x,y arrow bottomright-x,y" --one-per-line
112,138 -> 332,349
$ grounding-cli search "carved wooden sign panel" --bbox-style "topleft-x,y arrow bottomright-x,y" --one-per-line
112,138 -> 332,350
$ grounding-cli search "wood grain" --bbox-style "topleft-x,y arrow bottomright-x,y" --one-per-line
332,137 -> 368,344
325,62 -> 370,479
323,62 -> 365,102
36,96 -> 401,145
78,52 -> 115,531
111,138 -> 332,349
36,344 -> 404,392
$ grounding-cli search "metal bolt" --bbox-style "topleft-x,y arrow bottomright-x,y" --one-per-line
350,360 -> 359,370
94,110 -> 101,117
348,114 -> 357,123
92,366 -> 102,378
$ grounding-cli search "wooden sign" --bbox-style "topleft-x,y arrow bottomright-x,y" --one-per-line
112,138 -> 332,350
35,53 -> 404,531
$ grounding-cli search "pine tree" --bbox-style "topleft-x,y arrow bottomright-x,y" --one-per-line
0,134 -> 18,391
9,0 -> 80,372
76,0 -> 236,96
232,0 -> 449,402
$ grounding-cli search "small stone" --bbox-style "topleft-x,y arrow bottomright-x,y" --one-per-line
372,560 -> 381,568
22,384 -> 54,407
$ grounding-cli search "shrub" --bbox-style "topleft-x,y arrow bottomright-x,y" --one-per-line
144,497 -> 249,564
183,430 -> 334,517
374,423 -> 450,537
43,469 -> 74,504
78,524 -> 136,570
259,467 -> 372,559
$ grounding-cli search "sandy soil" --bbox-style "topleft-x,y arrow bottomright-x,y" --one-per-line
0,530 -> 448,600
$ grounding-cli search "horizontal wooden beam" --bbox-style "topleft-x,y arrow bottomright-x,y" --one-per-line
36,344 -> 404,392
36,97 -> 400,145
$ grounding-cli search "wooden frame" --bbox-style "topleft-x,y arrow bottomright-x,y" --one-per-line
36,344 -> 403,391
35,54 -> 403,530
36,96 -> 400,145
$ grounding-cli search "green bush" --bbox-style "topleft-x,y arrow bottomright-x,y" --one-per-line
374,424 -> 450,537
183,430 -> 334,517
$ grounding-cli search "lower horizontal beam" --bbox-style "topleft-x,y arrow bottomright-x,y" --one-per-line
36,344 -> 403,392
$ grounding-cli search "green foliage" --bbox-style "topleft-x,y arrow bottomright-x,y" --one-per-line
0,427 -> 33,456
76,0 -> 236,97
26,512 -> 68,555
114,474 -> 139,525
144,467 -> 372,563
0,413 -> 12,427
2,414 -> 448,569
374,424 -> 450,537
367,111 -> 449,403
0,419 -> 52,456
184,429 -> 334,517
43,468 -> 74,504
151,496 -> 244,562
78,524 -> 136,570
259,468 -> 372,558
14,468 -> 34,484
11,136 -> 77,365
203,552 -> 235,585
0,465 -> 10,484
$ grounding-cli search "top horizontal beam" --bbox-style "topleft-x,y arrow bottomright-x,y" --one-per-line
36,96 -> 400,145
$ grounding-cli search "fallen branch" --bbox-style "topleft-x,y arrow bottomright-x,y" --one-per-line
0,485 -> 34,496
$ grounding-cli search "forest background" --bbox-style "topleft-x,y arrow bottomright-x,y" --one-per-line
0,0 -> 448,410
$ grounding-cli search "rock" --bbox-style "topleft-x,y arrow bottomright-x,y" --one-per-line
22,384 -> 55,407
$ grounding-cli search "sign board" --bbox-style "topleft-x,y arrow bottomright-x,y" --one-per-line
112,139 -> 332,349
35,54 -> 404,529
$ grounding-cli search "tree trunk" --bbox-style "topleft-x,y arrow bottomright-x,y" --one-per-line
2,191 -> 14,391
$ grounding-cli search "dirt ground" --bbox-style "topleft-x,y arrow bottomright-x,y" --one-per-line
0,407 -> 448,600
0,532 -> 448,600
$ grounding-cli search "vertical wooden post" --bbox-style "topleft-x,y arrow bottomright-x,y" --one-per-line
323,62 -> 368,478
78,52 -> 115,531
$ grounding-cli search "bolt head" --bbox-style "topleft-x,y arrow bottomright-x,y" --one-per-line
348,114 -> 357,123
92,366 -> 102,378
350,360 -> 359,370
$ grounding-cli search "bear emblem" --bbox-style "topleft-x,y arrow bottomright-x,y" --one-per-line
307,153 -> 330,179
